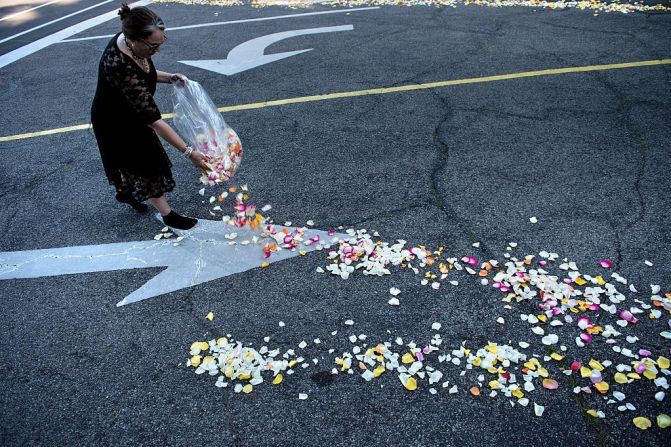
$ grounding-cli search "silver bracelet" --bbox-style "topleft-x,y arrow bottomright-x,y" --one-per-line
183,146 -> 194,158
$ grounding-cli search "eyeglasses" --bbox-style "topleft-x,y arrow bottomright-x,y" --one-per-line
139,34 -> 167,51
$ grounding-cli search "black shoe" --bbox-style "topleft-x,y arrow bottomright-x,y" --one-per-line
116,192 -> 148,212
163,211 -> 197,230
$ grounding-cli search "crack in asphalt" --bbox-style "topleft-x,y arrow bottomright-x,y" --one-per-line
513,44 -> 668,443
425,89 -> 496,260
324,16 -> 513,259
521,41 -> 661,270
586,73 -> 650,271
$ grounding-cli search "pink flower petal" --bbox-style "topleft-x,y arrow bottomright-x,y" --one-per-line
577,317 -> 591,330
620,310 -> 639,324
599,260 -> 613,268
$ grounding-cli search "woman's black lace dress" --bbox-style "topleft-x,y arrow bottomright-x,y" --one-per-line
91,33 -> 175,202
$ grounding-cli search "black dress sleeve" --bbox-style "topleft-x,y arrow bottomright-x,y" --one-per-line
103,56 -> 162,125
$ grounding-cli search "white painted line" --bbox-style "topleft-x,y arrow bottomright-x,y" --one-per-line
180,25 -> 354,75
0,0 -> 150,69
0,218 -> 346,306
59,6 -> 380,43
0,0 -> 114,45
0,0 -> 63,23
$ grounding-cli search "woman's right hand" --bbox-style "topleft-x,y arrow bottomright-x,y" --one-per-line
189,151 -> 210,174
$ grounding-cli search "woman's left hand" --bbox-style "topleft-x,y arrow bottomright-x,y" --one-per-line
170,73 -> 188,84
189,150 -> 210,174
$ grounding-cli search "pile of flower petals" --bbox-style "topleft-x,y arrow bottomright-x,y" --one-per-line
189,184 -> 671,429
324,231 -> 426,278
155,0 -> 671,15
201,185 -> 337,261
188,335 -> 304,393
189,317 -> 670,429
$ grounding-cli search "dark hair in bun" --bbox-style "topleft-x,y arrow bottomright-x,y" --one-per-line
118,2 -> 165,40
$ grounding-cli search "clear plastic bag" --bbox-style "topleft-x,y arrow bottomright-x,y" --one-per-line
172,79 -> 242,185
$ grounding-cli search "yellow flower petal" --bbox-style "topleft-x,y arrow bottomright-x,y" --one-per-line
575,277 -> 587,286
586,409 -> 599,418
633,416 -> 652,430
588,359 -> 604,371
272,374 -> 283,385
190,341 -> 209,352
643,369 -> 657,380
373,365 -> 385,377
614,372 -> 628,384
595,275 -> 606,285
658,356 -> 670,370
261,262 -> 270,268
550,353 -> 565,361
657,414 -> 671,429
242,384 -> 253,394
594,381 -> 609,394
190,355 -> 202,367
402,353 -> 415,364
512,388 -> 524,399
404,376 -> 417,391
205,312 -> 214,321
580,367 -> 592,378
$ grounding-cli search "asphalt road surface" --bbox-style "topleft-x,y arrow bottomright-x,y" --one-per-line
1,1 -> 670,446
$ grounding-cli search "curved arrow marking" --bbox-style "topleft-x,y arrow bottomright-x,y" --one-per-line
179,25 -> 354,75
0,219 -> 346,307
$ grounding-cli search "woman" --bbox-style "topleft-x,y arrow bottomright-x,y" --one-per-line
91,3 -> 208,230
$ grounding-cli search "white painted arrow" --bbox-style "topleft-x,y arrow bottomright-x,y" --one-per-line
0,219 -> 345,307
179,25 -> 353,75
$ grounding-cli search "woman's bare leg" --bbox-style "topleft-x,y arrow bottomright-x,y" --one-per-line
148,195 -> 171,216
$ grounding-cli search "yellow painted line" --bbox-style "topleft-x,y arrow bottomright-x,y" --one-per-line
0,123 -> 92,141
2,58 -> 670,143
